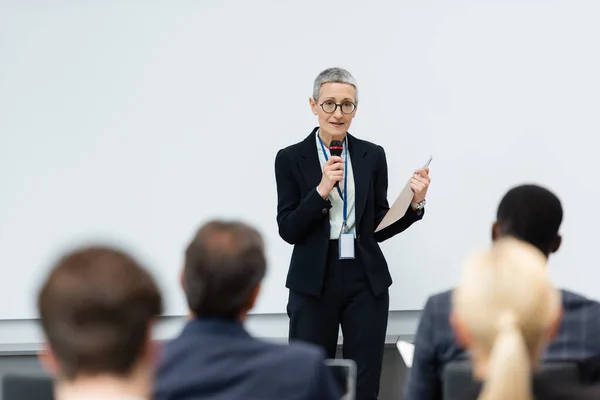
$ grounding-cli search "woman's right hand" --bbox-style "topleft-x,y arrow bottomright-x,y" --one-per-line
317,156 -> 344,198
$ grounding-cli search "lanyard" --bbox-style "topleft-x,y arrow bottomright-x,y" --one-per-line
318,135 -> 348,228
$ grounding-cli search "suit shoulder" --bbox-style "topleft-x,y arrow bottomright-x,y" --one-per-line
350,135 -> 383,152
561,288 -> 590,301
561,289 -> 600,309
425,289 -> 453,307
417,290 -> 453,322
277,131 -> 315,158
277,140 -> 304,155
275,140 -> 305,168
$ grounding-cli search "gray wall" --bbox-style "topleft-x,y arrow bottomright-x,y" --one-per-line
0,346 -> 411,400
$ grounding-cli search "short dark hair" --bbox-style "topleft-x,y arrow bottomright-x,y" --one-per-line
37,246 -> 162,380
496,184 -> 563,255
183,220 -> 266,319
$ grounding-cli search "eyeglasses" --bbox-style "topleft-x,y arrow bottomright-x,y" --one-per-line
320,100 -> 356,114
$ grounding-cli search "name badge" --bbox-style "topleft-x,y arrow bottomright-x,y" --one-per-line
339,224 -> 355,260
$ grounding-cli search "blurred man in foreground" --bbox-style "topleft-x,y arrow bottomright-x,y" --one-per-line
38,245 -> 163,400
404,184 -> 600,399
153,220 -> 341,400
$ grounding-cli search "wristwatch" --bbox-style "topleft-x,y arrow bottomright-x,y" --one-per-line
411,199 -> 426,210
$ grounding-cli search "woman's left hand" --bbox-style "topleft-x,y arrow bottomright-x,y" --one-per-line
410,168 -> 431,203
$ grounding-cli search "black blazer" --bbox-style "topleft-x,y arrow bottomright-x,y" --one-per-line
275,127 -> 424,297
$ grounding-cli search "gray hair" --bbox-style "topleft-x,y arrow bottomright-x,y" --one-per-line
312,67 -> 358,102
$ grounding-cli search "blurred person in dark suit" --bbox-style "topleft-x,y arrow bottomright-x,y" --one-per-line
37,246 -> 163,400
404,184 -> 600,400
153,220 -> 341,400
450,238 -> 600,400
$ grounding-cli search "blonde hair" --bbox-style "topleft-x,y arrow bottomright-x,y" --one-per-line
452,237 -> 561,400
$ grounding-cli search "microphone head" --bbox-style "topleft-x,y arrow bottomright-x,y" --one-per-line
329,140 -> 343,157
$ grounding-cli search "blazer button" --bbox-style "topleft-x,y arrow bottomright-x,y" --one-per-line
322,208 -> 328,214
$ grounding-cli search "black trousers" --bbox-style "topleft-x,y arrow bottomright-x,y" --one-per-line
287,240 -> 389,400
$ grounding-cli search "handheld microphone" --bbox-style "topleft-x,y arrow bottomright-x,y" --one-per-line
329,140 -> 343,157
329,140 -> 344,188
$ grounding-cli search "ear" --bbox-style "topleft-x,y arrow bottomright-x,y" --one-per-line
550,235 -> 562,254
239,284 -> 262,321
491,221 -> 499,241
351,102 -> 358,118
450,312 -> 471,349
247,283 -> 261,311
38,342 -> 59,377
145,321 -> 161,366
179,269 -> 195,320
309,97 -> 318,115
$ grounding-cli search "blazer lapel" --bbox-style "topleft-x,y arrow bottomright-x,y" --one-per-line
298,127 -> 322,189
348,133 -> 369,230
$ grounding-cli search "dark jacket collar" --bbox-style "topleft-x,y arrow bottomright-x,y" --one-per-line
180,317 -> 251,339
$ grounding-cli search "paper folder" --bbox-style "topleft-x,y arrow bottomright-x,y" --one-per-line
375,155 -> 432,233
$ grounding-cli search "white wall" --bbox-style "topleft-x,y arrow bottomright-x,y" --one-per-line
1,1 -> 600,326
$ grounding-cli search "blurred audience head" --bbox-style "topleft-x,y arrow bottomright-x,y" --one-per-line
451,237 -> 562,400
37,245 -> 162,398
182,220 -> 266,321
493,184 -> 563,257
